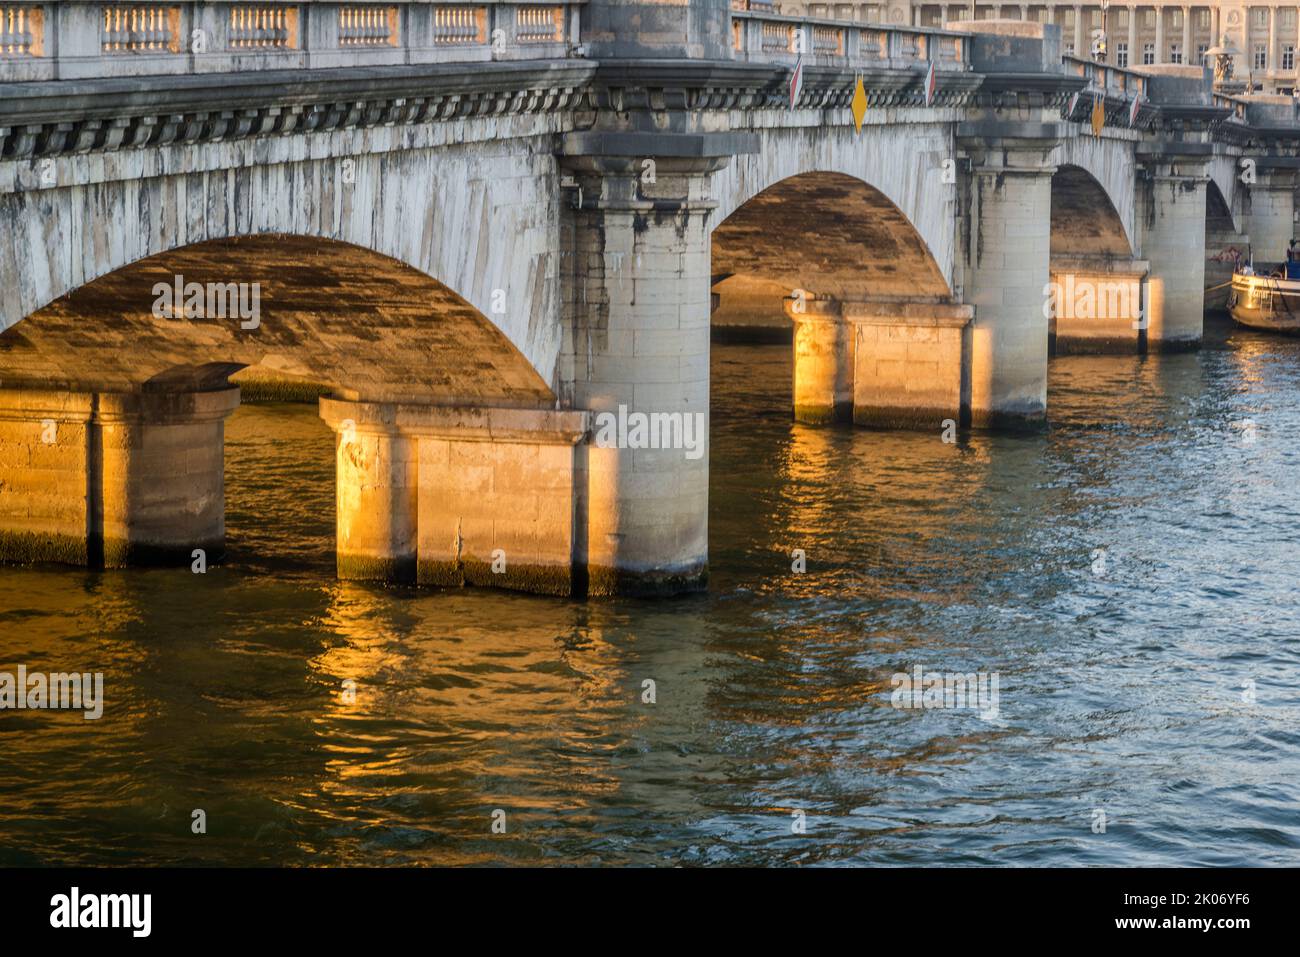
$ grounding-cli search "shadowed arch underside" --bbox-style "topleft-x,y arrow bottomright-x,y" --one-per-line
0,235 -> 554,407
1206,180 -> 1237,234
1050,165 -> 1133,257
710,171 -> 952,327
1204,179 -> 1244,313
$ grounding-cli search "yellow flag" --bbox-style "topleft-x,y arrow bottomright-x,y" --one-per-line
851,75 -> 868,133
1090,95 -> 1105,136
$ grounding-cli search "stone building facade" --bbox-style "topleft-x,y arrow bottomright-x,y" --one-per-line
772,2 -> 1300,93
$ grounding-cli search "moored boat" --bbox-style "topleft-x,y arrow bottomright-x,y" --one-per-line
1228,265 -> 1300,333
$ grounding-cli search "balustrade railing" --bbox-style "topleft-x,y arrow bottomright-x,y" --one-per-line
101,4 -> 176,52
433,4 -> 482,45
0,1 -> 581,81
515,4 -> 561,43
1,5 -> 42,55
0,0 -> 1240,130
228,5 -> 295,49
1064,55 -> 1148,99
338,5 -> 396,47
731,9 -> 969,74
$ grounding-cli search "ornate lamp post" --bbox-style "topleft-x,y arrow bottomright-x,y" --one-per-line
1091,1 -> 1109,62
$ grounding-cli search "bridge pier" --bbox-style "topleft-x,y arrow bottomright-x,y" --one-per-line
0,386 -> 239,567
783,297 -> 974,430
963,144 -> 1056,429
1049,257 -> 1150,354
562,150 -> 726,596
1244,167 -> 1299,263
1139,159 -> 1209,350
847,301 -> 975,430
787,297 -> 854,425
319,399 -> 588,596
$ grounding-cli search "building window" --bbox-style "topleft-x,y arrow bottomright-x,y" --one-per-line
1143,10 -> 1155,29
1255,43 -> 1268,70
1116,41 -> 1128,68
1253,7 -> 1268,28
1197,43 -> 1209,65
1117,9 -> 1129,28
1170,10 -> 1182,29
1197,9 -> 1211,30
1090,9 -> 1101,27
1285,45 -> 1296,71
1064,42 -> 1075,57
1143,42 -> 1155,66
1170,43 -> 1182,65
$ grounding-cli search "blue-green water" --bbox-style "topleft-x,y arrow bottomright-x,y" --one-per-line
2,319 -> 1298,865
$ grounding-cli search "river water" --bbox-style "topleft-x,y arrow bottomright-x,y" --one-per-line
2,316 -> 1299,866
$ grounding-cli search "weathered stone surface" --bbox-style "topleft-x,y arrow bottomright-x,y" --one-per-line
963,147 -> 1056,429
784,297 -> 854,424
1138,162 -> 1210,349
847,301 -> 973,429
319,397 -> 587,596
0,386 -> 238,568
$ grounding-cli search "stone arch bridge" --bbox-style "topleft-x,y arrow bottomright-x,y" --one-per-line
1,0 -> 1298,595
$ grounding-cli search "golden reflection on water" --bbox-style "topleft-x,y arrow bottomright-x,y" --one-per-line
297,584 -> 729,854
5,328 -> 1300,865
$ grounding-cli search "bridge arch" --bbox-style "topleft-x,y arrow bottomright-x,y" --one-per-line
1051,137 -> 1138,256
1050,163 -> 1135,259
0,232 -> 583,592
1046,150 -> 1144,355
1204,178 -> 1245,311
1208,153 -> 1245,235
711,169 -> 952,325
0,234 -> 555,406
711,123 -> 959,296
709,158 -> 967,429
0,144 -> 564,396
1206,179 -> 1240,236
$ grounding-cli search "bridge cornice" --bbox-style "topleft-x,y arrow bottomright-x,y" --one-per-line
587,58 -> 984,113
0,59 -> 597,159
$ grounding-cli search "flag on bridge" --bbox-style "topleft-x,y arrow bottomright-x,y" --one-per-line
1090,94 -> 1105,135
788,54 -> 804,109
1128,93 -> 1143,128
924,60 -> 937,107
851,74 -> 868,132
